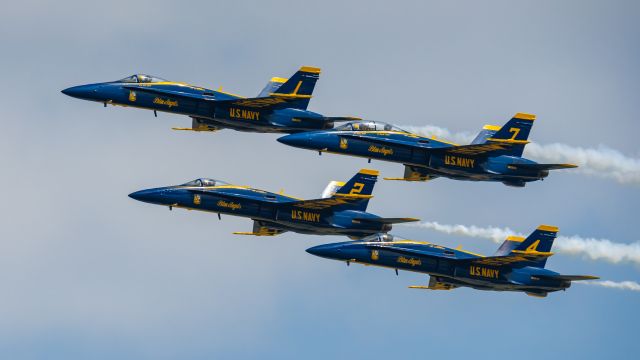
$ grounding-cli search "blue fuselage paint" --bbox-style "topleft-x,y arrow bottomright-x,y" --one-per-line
307,240 -> 571,294
62,80 -> 331,133
129,186 -> 391,238
278,130 -> 550,185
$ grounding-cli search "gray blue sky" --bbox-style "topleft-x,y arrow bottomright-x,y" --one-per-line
1,1 -> 639,359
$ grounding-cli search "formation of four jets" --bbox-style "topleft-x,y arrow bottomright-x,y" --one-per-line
62,66 -> 596,297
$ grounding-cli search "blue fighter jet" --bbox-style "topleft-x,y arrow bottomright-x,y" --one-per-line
129,169 -> 418,238
62,66 -> 359,133
307,225 -> 598,297
278,113 -> 577,187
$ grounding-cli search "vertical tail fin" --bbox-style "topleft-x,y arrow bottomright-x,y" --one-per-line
333,169 -> 379,211
269,66 -> 320,110
498,225 -> 558,268
482,113 -> 536,156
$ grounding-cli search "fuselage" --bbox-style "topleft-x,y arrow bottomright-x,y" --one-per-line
307,238 -> 571,294
277,125 -> 549,185
62,75 -> 332,133
128,181 -> 392,238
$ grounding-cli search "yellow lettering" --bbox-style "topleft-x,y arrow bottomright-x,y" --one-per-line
470,266 -> 499,278
445,155 -> 475,168
229,108 -> 261,121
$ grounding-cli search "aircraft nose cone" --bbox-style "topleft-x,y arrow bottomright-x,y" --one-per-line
61,84 -> 99,100
306,244 -> 340,259
128,189 -> 161,203
277,133 -> 312,148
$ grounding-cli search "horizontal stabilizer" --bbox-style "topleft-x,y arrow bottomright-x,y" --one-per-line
508,163 -> 578,171
534,274 -> 599,281
353,217 -> 419,225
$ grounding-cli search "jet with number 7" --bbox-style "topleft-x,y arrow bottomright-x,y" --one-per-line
278,113 -> 577,187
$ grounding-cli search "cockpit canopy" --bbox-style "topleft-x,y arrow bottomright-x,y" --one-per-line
361,233 -> 403,242
118,74 -> 167,83
334,121 -> 408,133
180,178 -> 229,187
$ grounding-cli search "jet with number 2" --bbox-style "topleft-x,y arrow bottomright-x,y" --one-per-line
307,225 -> 598,297
278,113 -> 577,187
128,169 -> 418,239
61,66 -> 359,133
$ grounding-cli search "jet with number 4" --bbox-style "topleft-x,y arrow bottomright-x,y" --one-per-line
307,225 -> 598,297
61,66 -> 359,133
278,113 -> 577,187
128,169 -> 418,239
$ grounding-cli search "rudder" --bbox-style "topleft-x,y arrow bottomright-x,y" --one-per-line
483,113 -> 536,156
334,169 -> 379,211
512,225 -> 558,268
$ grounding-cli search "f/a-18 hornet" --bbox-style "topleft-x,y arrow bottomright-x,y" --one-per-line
307,225 -> 598,297
278,113 -> 577,187
62,66 -> 358,133
129,169 -> 417,238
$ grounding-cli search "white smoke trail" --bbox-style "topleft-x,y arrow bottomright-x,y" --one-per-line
408,221 -> 640,265
401,125 -> 640,185
577,280 -> 640,292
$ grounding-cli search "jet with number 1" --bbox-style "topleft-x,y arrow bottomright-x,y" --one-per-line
61,66 -> 359,133
307,225 -> 598,297
128,169 -> 418,239
278,113 -> 577,187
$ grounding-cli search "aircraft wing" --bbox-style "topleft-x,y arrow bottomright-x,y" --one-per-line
185,188 -> 285,203
213,96 -> 308,109
290,194 -> 372,210
339,133 -> 433,149
430,143 -> 513,156
467,250 -> 554,266
364,243 -> 442,259
341,133 -> 530,156
123,85 -> 216,101
124,85 -> 304,109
